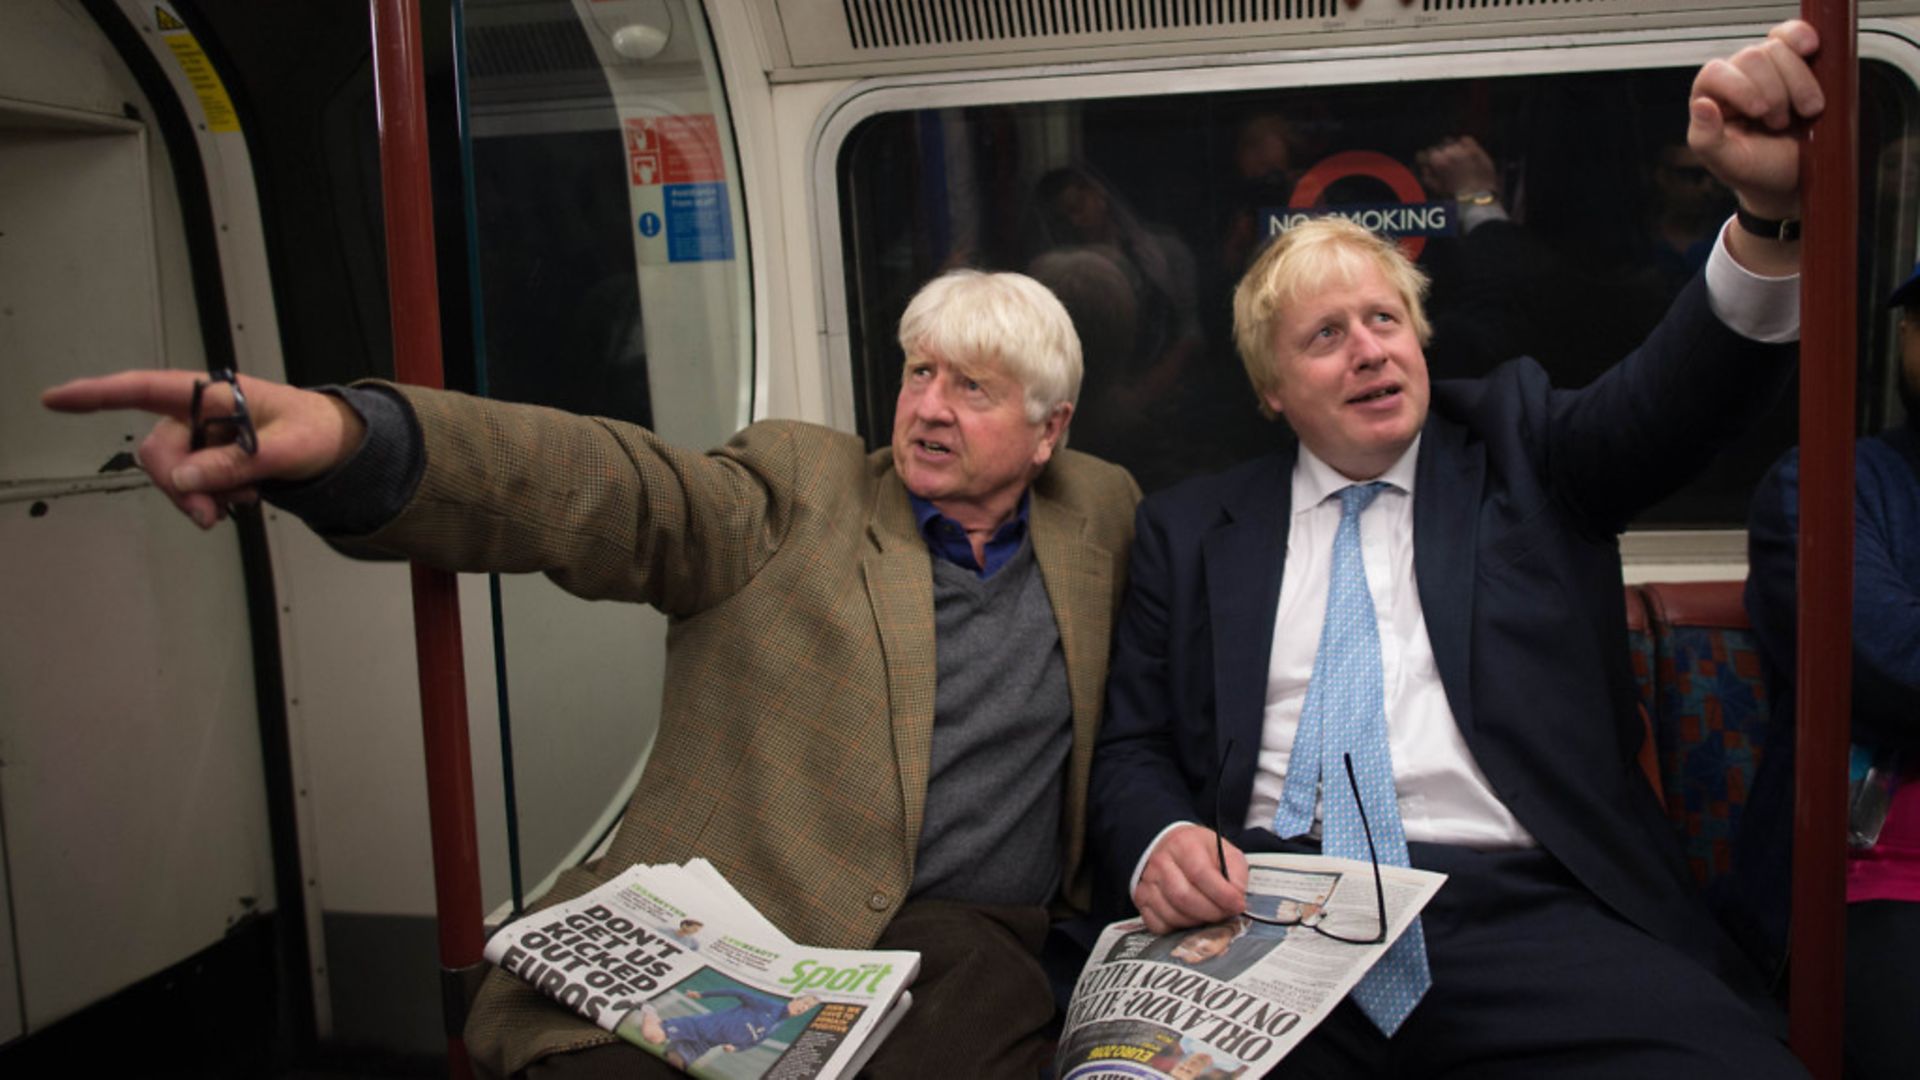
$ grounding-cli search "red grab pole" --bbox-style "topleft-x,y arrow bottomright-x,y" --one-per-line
368,2 -> 485,1075
1790,3 -> 1857,1077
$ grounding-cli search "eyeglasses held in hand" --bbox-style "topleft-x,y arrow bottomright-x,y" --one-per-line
1215,741 -> 1387,945
189,368 -> 259,456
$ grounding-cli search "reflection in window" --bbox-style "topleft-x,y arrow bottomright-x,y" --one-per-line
839,62 -> 1919,525
473,128 -> 655,426
463,0 -> 751,445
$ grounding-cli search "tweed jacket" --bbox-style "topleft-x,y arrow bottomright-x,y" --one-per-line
340,387 -> 1141,1075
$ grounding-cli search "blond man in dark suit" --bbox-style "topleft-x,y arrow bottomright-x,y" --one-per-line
45,270 -> 1141,1077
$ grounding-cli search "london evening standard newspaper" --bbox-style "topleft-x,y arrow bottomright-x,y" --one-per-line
483,860 -> 917,1080
1056,853 -> 1444,1079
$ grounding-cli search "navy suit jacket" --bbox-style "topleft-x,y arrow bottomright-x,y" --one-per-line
1090,274 -> 1794,1001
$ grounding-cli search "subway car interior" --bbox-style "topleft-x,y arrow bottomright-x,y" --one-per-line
2,0 -> 1917,1074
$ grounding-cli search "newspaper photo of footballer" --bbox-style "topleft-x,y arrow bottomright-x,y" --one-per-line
619,969 -> 828,1077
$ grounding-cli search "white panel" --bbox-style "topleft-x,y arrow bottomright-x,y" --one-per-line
0,105 -> 165,483
0,485 -> 273,1030
0,1 -> 132,115
0,0 -> 279,1036
276,527 -> 665,918
491,574 -> 665,904
267,518 -> 436,917
762,78 -> 852,425
759,0 -> 1888,77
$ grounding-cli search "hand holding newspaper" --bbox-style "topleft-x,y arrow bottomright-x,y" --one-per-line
484,860 -> 917,1080
1056,852 -> 1444,1079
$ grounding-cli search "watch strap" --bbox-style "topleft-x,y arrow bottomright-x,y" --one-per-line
1735,206 -> 1802,242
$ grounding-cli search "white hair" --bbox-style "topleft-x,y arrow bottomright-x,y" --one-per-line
896,269 -> 1084,425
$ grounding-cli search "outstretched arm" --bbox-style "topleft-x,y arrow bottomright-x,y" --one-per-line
46,370 -> 801,614
41,370 -> 365,529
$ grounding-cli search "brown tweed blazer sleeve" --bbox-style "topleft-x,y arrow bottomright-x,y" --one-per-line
343,384 -> 836,616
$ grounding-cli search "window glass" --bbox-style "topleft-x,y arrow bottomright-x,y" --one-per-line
1864,61 -> 1920,435
466,0 -> 751,443
458,0 -> 751,908
840,60 -> 1920,524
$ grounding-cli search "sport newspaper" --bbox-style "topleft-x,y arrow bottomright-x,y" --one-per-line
483,860 -> 918,1080
1057,852 -> 1444,1079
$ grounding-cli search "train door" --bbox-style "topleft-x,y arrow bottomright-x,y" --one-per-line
0,0 -> 290,1067
1,0 -> 767,1066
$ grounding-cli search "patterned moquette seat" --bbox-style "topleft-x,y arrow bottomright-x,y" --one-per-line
1624,586 -> 1662,806
1641,581 -> 1773,889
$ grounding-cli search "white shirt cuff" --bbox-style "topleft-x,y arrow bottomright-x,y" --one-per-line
1129,821 -> 1202,895
1706,217 -> 1800,344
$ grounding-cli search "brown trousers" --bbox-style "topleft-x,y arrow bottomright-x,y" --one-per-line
520,899 -> 1057,1080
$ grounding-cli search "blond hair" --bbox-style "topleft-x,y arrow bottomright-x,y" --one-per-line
1232,218 -> 1432,418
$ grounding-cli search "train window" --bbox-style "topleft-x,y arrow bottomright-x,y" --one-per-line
837,57 -> 1920,525
464,0 -> 752,444
455,0 -> 753,905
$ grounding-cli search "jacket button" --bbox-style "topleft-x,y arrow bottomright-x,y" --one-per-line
867,891 -> 890,911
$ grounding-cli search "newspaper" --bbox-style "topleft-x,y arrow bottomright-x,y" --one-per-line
484,860 -> 918,1080
1056,852 -> 1444,1079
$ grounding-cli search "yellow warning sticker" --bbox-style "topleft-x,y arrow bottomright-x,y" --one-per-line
157,14 -> 239,134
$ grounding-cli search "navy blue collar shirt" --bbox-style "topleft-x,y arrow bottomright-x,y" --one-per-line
909,491 -> 1031,578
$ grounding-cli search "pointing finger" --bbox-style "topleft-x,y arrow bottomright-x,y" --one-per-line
41,370 -> 205,419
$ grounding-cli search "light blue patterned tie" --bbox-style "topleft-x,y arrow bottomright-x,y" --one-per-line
1272,482 -> 1431,1035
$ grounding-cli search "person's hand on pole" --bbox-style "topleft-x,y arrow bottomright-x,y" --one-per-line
1688,19 -> 1823,274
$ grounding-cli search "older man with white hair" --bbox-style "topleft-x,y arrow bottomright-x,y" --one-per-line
45,268 -> 1141,1078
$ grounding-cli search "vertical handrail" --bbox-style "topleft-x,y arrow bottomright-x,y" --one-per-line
368,2 -> 485,1076
444,0 -> 529,919
1791,3 -> 1857,1078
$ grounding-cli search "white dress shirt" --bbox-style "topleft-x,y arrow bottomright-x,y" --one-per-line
1245,440 -> 1534,847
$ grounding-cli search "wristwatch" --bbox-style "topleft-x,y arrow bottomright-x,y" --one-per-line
1735,205 -> 1802,242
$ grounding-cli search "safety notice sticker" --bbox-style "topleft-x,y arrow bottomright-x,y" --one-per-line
624,115 -> 726,187
661,183 -> 734,263
155,4 -> 239,133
